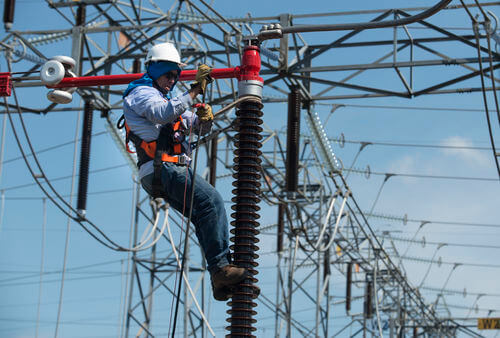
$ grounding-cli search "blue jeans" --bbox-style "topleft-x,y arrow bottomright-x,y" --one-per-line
141,162 -> 230,274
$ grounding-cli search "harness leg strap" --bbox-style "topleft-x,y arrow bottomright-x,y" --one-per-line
152,155 -> 163,198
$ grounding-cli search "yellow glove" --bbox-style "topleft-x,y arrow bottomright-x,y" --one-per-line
193,103 -> 213,122
192,64 -> 213,94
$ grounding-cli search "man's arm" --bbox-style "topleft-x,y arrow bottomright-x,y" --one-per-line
180,110 -> 212,136
188,84 -> 202,100
131,86 -> 193,125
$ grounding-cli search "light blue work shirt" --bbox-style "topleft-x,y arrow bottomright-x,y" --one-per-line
123,85 -> 211,179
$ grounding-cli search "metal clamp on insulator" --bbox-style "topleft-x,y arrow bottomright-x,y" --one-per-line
257,24 -> 283,41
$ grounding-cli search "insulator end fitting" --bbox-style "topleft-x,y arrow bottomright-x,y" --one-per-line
238,46 -> 263,98
238,80 -> 263,99
239,46 -> 263,83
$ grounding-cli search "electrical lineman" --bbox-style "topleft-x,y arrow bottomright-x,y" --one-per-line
121,42 -> 248,301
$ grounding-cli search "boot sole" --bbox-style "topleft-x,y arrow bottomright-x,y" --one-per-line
213,285 -> 235,301
212,268 -> 249,289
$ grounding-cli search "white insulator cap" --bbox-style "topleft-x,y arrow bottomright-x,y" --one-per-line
47,89 -> 73,104
51,55 -> 76,71
40,60 -> 65,85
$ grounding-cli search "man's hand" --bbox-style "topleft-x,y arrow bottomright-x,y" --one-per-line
193,103 -> 213,122
191,64 -> 213,94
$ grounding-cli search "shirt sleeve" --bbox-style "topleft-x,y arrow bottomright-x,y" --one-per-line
129,87 -> 193,125
180,110 -> 212,136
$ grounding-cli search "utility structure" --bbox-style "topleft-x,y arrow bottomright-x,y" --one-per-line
36,39 -> 267,337
0,1 -> 498,337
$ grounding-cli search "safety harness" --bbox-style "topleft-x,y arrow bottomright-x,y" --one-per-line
117,115 -> 187,198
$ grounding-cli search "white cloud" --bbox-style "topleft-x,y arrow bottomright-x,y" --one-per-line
440,136 -> 491,168
388,154 -> 417,173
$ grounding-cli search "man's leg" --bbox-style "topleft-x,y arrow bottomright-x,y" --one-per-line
142,164 -> 246,300
158,163 -> 230,270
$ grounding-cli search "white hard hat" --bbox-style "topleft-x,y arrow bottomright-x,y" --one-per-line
145,42 -> 186,67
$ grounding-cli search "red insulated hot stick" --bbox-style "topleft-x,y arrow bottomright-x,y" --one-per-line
46,67 -> 241,89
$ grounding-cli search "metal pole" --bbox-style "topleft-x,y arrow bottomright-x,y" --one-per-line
124,183 -> 141,338
287,236 -> 296,337
47,67 -> 241,88
346,262 -> 352,314
315,250 -> 321,338
277,203 -> 285,253
71,4 -> 85,76
275,251 -> 282,338
275,203 -> 285,338
278,14 -> 289,71
399,286 -> 406,338
390,315 -> 394,338
324,249 -> 330,338
145,207 -> 157,335
258,0 -> 452,40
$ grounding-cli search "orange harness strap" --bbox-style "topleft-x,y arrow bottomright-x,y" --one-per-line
160,153 -> 186,165
171,118 -> 183,155
124,116 -> 184,165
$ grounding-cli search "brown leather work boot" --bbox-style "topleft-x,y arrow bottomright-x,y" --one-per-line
210,264 -> 247,296
211,281 -> 261,301
212,284 -> 235,301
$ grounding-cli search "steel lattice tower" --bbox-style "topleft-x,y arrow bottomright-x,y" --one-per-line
1,1 -> 498,337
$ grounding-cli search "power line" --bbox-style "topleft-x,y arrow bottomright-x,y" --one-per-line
0,249 -> 177,285
0,317 -> 120,328
422,286 -> 500,298
445,303 -> 500,312
401,254 -> 500,269
0,227 -> 130,233
0,258 -> 127,284
317,102 -> 488,113
335,138 -> 491,151
1,131 -> 107,165
381,234 -> 500,250
0,295 -> 119,309
359,210 -> 500,228
0,272 -> 123,287
276,129 -> 492,151
1,163 -> 129,191
346,167 -> 498,181
274,162 -> 497,181
2,187 -> 133,200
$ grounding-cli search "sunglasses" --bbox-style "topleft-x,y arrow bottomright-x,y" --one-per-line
164,71 -> 179,81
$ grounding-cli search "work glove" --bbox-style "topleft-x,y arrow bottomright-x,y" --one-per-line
193,103 -> 213,122
191,64 -> 213,94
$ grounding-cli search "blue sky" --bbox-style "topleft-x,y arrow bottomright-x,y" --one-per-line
0,1 -> 499,337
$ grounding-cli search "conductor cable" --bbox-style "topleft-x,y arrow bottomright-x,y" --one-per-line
54,104 -> 81,338
171,98 -> 207,337
128,203 -> 170,252
3,60 -> 160,252
165,208 -> 216,337
2,96 -> 121,249
472,19 -> 500,178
